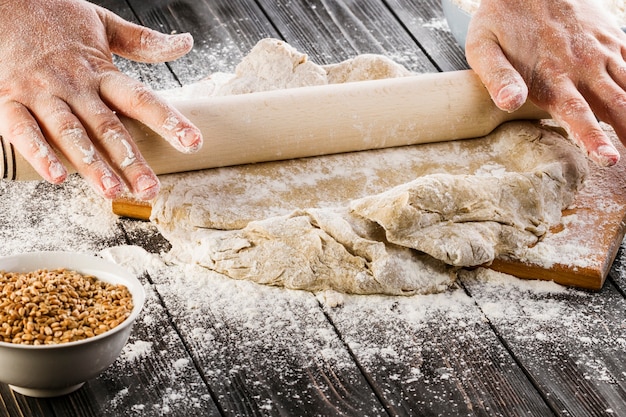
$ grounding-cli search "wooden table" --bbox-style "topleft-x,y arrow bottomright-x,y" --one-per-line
1,1 -> 626,416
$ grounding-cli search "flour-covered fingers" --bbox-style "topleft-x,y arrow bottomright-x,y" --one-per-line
99,72 -> 202,154
465,29 -> 528,112
73,102 -> 161,200
0,101 -> 67,184
545,84 -> 620,167
96,4 -> 194,63
32,99 -> 123,198
584,70 -> 626,146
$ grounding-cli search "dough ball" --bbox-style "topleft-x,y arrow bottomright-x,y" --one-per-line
324,54 -> 412,83
216,38 -> 328,95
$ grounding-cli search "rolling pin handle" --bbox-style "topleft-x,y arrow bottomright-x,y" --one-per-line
0,137 -> 15,181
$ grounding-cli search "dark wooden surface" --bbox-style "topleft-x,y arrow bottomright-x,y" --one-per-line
1,1 -> 625,416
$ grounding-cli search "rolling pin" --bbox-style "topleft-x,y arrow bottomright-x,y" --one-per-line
0,69 -> 549,184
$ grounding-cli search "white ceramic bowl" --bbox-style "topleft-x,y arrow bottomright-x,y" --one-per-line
442,0 -> 472,50
0,252 -> 145,397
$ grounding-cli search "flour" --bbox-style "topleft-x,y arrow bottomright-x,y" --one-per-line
120,340 -> 153,362
0,175 -> 121,255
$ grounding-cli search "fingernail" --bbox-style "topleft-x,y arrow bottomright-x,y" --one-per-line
135,174 -> 160,200
168,32 -> 193,50
49,161 -> 67,183
102,174 -> 121,194
593,144 -> 621,167
177,128 -> 202,152
496,84 -> 525,112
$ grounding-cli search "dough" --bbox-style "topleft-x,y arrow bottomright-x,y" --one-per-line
169,208 -> 456,296
351,163 -> 580,266
152,39 -> 589,296
160,38 -> 412,100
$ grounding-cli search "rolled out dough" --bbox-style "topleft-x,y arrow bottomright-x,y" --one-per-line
152,39 -> 589,296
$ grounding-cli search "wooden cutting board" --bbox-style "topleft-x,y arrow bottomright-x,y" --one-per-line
489,131 -> 626,290
113,124 -> 626,291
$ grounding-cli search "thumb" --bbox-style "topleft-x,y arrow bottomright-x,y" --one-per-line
465,33 -> 528,112
98,7 -> 193,63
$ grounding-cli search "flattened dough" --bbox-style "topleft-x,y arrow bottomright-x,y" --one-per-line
152,39 -> 588,296
172,208 -> 456,296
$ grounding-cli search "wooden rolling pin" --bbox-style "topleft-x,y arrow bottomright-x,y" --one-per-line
1,69 -> 548,185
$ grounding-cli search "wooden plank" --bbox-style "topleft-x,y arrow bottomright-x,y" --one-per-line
256,0 -> 436,72
0,385 -> 55,417
74,271 -> 220,417
127,254 -> 388,416
94,0 -> 182,90
385,0 -> 470,72
461,270 -> 626,416
322,287 -> 555,416
488,125 -> 626,290
126,0 -> 281,84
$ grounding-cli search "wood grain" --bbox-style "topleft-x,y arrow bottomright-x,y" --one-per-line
323,288 -> 556,416
462,276 -> 626,416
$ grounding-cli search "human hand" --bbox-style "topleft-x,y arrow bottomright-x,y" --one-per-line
465,0 -> 624,167
0,0 -> 202,200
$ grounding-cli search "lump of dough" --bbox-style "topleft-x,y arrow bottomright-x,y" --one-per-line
350,160 -> 585,266
152,37 -> 589,296
216,38 -> 328,95
197,38 -> 412,96
323,54 -> 412,83
171,208 -> 456,296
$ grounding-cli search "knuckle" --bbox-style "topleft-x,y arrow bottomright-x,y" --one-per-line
8,120 -> 39,139
607,91 -> 626,110
129,83 -> 158,109
56,119 -> 84,141
556,96 -> 589,117
93,119 -> 125,142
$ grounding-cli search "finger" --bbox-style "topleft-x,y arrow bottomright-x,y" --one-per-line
543,83 -> 620,167
0,101 -> 67,184
465,32 -> 528,112
96,5 -> 193,63
71,100 -> 161,200
32,98 -> 123,199
100,72 -> 202,153
584,68 -> 626,144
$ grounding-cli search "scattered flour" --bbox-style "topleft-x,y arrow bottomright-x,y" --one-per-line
120,340 -> 153,362
0,175 -> 121,255
173,358 -> 190,372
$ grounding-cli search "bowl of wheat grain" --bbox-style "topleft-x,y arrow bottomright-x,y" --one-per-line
0,251 -> 144,397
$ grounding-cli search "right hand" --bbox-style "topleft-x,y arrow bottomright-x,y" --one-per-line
465,0 -> 624,167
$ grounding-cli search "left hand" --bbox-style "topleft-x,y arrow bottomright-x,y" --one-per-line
0,0 -> 203,200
